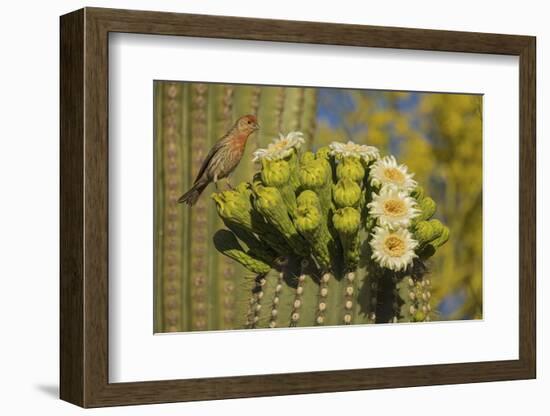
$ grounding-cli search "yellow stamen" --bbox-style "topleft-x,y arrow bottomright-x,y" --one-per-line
383,235 -> 406,257
383,199 -> 406,217
383,167 -> 405,183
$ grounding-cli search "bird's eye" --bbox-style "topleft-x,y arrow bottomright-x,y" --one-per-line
247,120 -> 251,124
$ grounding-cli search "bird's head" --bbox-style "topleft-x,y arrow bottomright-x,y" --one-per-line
237,114 -> 260,135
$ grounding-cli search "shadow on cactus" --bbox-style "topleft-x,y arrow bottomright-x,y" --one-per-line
212,133 -> 449,328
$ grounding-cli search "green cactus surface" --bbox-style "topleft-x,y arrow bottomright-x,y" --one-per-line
154,82 -> 316,332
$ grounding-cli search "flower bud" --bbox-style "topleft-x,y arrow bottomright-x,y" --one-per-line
333,207 -> 360,235
414,220 -> 441,245
295,203 -> 321,234
417,197 -> 436,221
254,185 -> 284,211
336,157 -> 365,182
316,146 -> 331,160
300,151 -> 315,164
333,178 -> 361,208
261,158 -> 290,187
211,189 -> 252,227
431,224 -> 450,248
411,186 -> 425,201
299,159 -> 328,189
235,182 -> 250,194
296,190 -> 320,209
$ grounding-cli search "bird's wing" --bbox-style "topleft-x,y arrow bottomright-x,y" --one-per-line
192,139 -> 225,184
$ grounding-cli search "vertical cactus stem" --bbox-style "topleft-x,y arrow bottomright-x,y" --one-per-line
247,269 -> 281,327
268,271 -> 285,328
294,88 -> 305,130
350,263 -> 375,324
160,82 -> 184,332
275,87 -> 286,133
374,271 -> 402,324
418,277 -> 432,322
154,83 -> 164,333
250,86 -> 262,116
289,259 -> 309,327
316,272 -> 333,325
281,87 -> 305,132
342,271 -> 356,324
394,274 -> 433,323
218,84 -> 236,329
368,271 -> 379,324
300,88 -> 317,148
248,86 -> 262,156
245,274 -> 267,329
189,83 -> 210,331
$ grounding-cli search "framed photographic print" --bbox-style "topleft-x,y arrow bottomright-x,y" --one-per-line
60,7 -> 536,408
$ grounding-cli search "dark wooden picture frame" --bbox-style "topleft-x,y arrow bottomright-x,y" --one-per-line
60,7 -> 536,408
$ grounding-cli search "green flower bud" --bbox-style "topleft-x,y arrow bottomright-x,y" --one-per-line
300,151 -> 315,164
336,157 -> 365,182
254,185 -> 308,256
414,220 -> 442,245
235,182 -> 250,194
333,178 -> 361,208
299,159 -> 328,189
261,158 -> 290,187
254,185 -> 283,211
318,158 -> 333,180
431,225 -> 450,248
286,150 -> 301,190
295,203 -> 322,234
333,207 -> 360,235
411,186 -> 425,201
417,197 -> 436,221
316,146 -> 331,160
296,190 -> 321,209
212,189 -> 252,228
295,202 -> 331,268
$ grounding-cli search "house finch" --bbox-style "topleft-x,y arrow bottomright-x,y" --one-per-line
178,114 -> 259,206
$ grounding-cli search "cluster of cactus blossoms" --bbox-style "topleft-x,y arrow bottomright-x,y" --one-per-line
212,132 -> 449,329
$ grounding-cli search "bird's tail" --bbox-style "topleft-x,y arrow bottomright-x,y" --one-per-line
177,179 -> 209,206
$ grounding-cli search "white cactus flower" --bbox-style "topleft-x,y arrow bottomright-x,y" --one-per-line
252,131 -> 305,162
369,155 -> 417,193
370,226 -> 418,271
368,186 -> 420,229
329,140 -> 380,162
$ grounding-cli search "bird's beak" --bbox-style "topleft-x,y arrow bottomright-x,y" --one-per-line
253,123 -> 260,131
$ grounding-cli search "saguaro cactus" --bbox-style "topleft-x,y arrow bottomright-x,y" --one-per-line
212,137 -> 449,328
155,82 -> 316,332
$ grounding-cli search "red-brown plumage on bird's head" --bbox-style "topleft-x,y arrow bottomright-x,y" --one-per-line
237,114 -> 260,134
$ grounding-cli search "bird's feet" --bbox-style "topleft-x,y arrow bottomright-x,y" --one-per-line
214,179 -> 235,191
